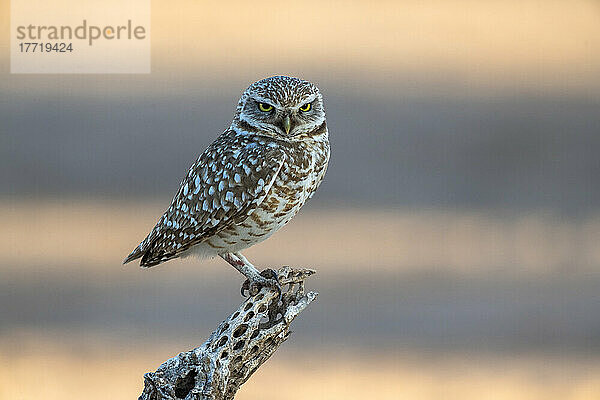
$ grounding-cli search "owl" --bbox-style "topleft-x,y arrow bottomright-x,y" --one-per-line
124,76 -> 330,295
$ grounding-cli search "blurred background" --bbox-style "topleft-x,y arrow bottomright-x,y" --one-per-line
1,0 -> 600,398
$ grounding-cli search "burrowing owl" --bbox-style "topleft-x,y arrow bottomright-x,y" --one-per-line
124,76 -> 330,294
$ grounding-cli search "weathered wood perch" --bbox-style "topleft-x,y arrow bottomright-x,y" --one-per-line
139,267 -> 317,400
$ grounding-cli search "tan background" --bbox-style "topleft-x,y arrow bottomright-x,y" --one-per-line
1,1 -> 600,399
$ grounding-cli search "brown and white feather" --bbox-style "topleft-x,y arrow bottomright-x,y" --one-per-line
124,76 -> 330,268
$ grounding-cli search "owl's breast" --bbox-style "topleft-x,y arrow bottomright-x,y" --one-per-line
243,144 -> 327,234
268,138 -> 330,220
205,139 -> 329,253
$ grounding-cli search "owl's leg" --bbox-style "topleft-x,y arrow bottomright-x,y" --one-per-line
220,252 -> 281,296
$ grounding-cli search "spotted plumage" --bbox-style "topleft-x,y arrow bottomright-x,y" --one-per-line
124,76 -> 329,290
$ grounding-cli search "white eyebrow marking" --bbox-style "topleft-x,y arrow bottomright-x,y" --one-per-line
250,96 -> 283,109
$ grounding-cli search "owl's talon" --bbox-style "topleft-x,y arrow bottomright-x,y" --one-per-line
249,282 -> 262,296
259,268 -> 282,300
240,269 -> 281,298
241,281 -> 250,297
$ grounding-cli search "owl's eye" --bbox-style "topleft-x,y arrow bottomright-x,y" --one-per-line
299,103 -> 312,112
258,103 -> 273,112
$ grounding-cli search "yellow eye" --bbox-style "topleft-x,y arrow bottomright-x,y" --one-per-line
258,103 -> 273,112
299,103 -> 312,112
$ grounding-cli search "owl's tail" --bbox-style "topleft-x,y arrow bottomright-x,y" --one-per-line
123,244 -> 144,265
123,236 -> 179,267
123,226 -> 159,266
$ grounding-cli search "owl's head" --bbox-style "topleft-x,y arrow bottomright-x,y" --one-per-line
233,76 -> 326,140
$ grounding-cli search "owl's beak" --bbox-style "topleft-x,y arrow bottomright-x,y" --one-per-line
282,115 -> 291,135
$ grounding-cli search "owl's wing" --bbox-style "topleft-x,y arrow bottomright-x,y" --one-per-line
124,134 -> 286,267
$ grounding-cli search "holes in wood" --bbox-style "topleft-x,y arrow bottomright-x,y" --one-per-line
217,336 -> 228,347
174,369 -> 197,399
233,324 -> 248,338
219,323 -> 229,334
233,340 -> 245,351
244,311 -> 255,322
